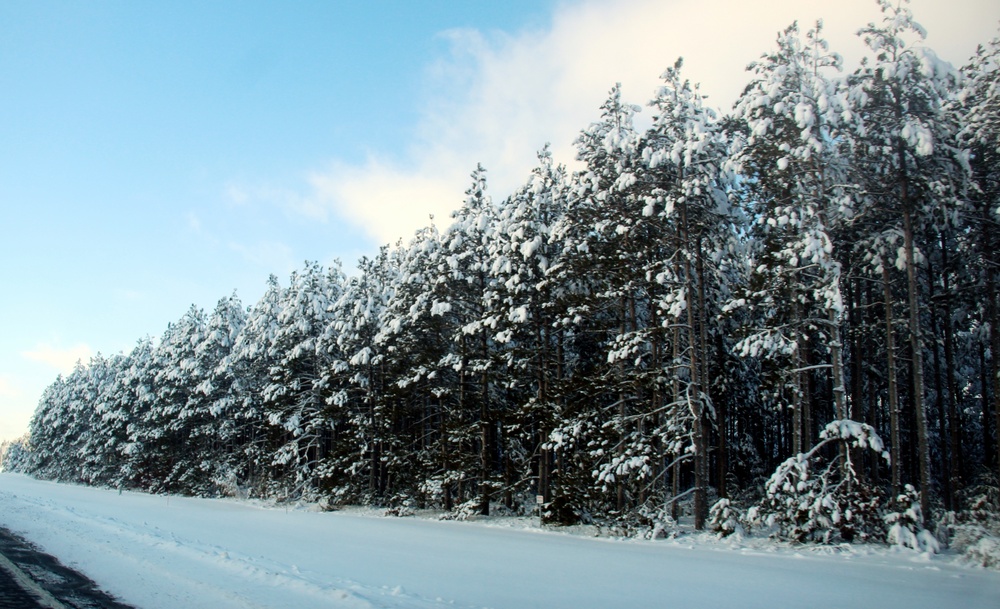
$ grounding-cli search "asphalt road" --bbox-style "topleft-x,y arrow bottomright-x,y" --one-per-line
0,528 -> 133,609
0,565 -> 46,609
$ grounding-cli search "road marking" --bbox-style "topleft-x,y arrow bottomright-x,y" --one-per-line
0,550 -> 67,609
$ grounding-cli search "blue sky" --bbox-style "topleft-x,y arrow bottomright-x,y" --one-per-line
2,0 -> 998,442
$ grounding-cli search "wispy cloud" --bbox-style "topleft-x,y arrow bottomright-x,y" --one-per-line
223,179 -> 337,223
259,0 -> 997,247
21,343 -> 93,375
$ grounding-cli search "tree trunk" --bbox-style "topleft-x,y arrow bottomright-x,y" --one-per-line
480,372 -> 490,516
671,324 -> 681,522
690,247 -> 708,531
715,333 -> 728,500
981,343 -> 994,474
988,249 -> 1000,488
883,265 -> 902,497
902,199 -> 931,524
792,305 -> 804,456
830,311 -> 848,422
850,278 -> 865,424
940,236 -> 962,502
927,257 -> 951,508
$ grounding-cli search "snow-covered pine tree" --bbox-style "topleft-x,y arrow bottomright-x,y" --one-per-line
487,146 -> 572,516
749,419 -> 890,543
957,33 -> 1000,486
223,275 -> 284,496
730,21 -> 853,459
848,0 -> 970,522
374,223 -> 462,510
119,338 -> 157,488
190,292 -> 247,495
324,247 -> 404,504
74,352 -> 127,486
640,59 -> 738,529
146,305 -> 206,493
547,84 -> 649,520
263,261 -> 341,500
437,166 -> 504,516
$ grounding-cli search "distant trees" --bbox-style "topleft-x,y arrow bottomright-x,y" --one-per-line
10,1 -> 999,544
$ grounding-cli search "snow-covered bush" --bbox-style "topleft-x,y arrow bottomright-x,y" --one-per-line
438,498 -> 484,521
0,436 -> 31,473
630,503 -> 676,539
545,497 -> 592,526
709,498 -> 746,538
885,484 -> 939,554
749,420 -> 888,543
942,478 -> 1000,569
384,494 -> 417,517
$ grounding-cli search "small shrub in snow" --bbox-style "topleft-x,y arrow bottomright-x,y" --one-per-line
541,494 -> 590,526
633,503 -> 676,539
439,498 -> 483,521
942,478 -> 1000,569
952,525 -> 1000,569
384,494 -> 417,517
749,420 -> 888,544
709,498 -> 746,538
885,484 -> 939,554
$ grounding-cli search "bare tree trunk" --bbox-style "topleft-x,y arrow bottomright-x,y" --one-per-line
616,295 -> 628,513
850,278 -> 866,424
830,312 -> 848,421
940,236 -> 962,502
715,333 -> 728,499
988,252 -> 1000,489
981,343 -> 994,474
883,265 -> 902,497
928,257 -> 951,508
902,200 -> 931,524
802,334 -> 813,452
671,324 -> 681,522
480,359 -> 490,516
792,305 -> 804,456
690,248 -> 707,531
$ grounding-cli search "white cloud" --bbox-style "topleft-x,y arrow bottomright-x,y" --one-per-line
283,0 -> 1000,247
21,343 -> 93,375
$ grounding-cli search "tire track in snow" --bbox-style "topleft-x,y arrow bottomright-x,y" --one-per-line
0,488 -> 470,609
0,491 -> 379,609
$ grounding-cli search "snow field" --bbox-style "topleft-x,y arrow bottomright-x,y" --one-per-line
2,473 -> 999,609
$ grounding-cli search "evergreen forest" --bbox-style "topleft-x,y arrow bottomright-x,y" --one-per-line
4,1 -> 1000,556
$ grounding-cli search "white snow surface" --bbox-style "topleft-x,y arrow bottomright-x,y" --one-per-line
2,474 -> 999,609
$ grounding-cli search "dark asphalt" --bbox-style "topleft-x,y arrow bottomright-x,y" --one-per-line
0,528 -> 134,609
0,565 -> 44,609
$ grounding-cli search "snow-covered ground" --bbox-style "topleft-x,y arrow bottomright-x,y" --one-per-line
1,474 -> 998,609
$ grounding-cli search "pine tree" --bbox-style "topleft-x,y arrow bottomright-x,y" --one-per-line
849,0 -> 969,522
264,261 -> 341,499
730,21 -> 854,471
958,33 -> 1000,486
190,292 -> 247,495
641,59 -> 737,529
224,275 -> 284,496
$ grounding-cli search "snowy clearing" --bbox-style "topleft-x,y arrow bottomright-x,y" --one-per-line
1,474 -> 998,609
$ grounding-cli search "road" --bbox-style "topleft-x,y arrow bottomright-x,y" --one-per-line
0,527 -> 132,609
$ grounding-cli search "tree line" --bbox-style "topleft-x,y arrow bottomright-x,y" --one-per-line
4,1 -> 999,546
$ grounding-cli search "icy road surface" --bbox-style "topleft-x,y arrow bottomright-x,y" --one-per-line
1,474 -> 998,609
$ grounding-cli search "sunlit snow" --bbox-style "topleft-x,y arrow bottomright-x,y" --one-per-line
2,474 -> 998,609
